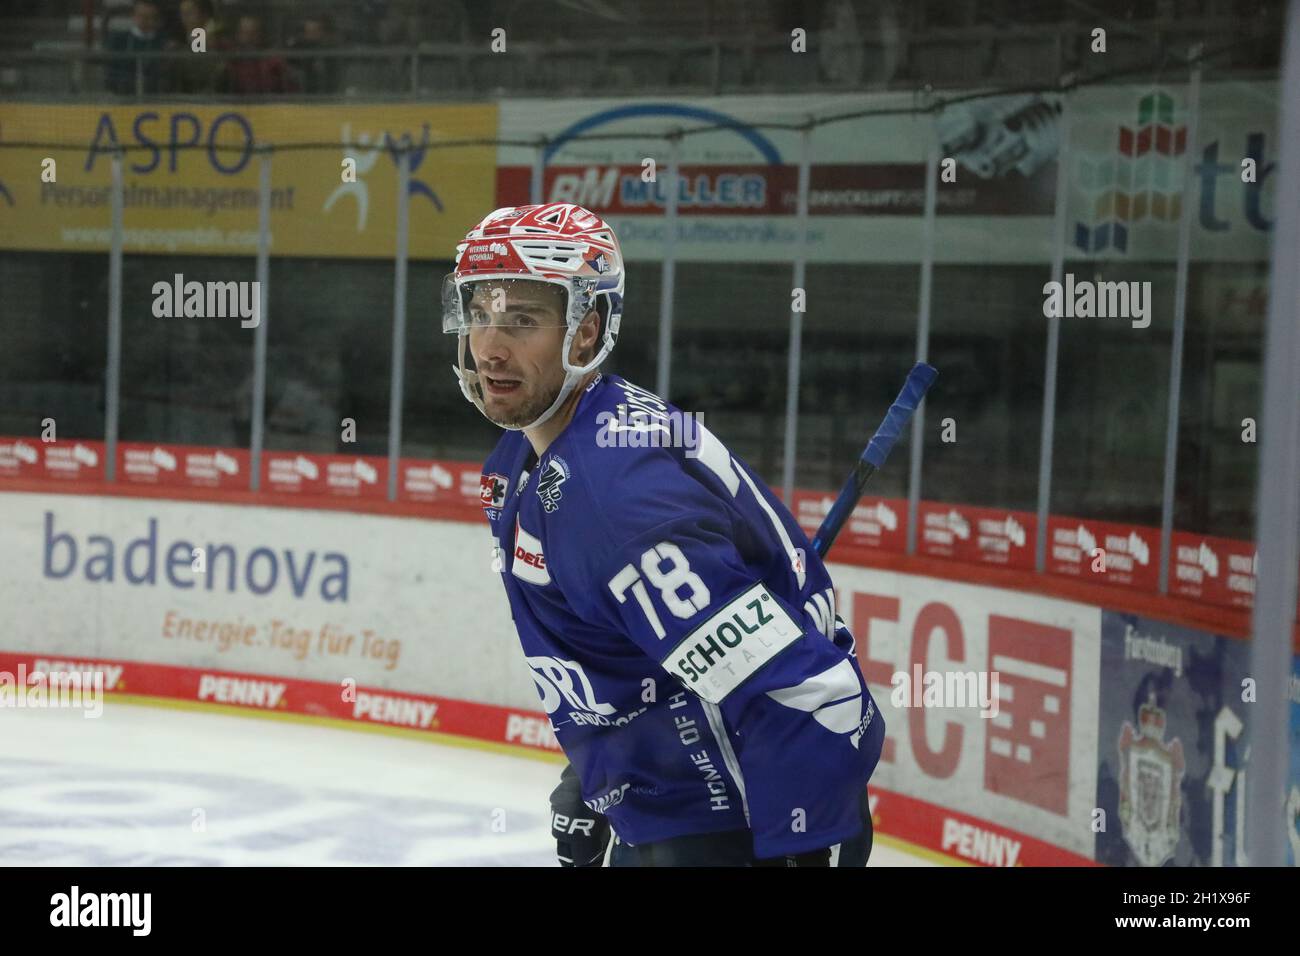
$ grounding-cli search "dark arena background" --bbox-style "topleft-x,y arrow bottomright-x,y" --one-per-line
0,0 -> 1297,900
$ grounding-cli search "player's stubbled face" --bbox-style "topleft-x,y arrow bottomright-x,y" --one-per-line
467,282 -> 569,428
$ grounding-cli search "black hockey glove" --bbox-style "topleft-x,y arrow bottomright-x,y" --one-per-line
550,762 -> 611,867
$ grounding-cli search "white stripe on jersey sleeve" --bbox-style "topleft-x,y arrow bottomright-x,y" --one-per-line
766,658 -> 864,734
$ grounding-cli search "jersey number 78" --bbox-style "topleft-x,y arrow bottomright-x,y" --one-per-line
607,542 -> 710,640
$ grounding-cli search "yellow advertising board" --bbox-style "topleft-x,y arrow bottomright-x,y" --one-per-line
0,103 -> 497,259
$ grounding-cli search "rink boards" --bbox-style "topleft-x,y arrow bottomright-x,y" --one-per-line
2,490 -> 1296,867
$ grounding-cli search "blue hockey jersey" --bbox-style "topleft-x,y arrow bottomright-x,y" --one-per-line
480,373 -> 885,858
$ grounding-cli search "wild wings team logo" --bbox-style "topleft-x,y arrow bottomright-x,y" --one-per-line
1117,693 -> 1185,866
536,456 -> 570,513
480,473 -> 509,510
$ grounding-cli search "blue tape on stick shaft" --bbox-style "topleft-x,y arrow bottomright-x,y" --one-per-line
811,460 -> 875,559
863,362 -> 938,469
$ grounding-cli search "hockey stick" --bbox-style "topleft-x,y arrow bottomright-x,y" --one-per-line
810,362 -> 938,561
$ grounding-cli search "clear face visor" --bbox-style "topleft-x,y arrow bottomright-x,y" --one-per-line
441,275 -> 596,334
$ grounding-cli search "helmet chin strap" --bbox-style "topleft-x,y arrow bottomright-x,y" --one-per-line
454,333 -> 586,432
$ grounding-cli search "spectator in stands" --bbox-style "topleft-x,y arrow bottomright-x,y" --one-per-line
106,0 -> 166,95
819,0 -> 865,84
217,13 -> 299,94
287,15 -> 341,94
170,0 -> 228,93
354,0 -> 391,44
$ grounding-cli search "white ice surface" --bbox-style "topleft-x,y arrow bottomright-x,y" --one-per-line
0,701 -> 931,866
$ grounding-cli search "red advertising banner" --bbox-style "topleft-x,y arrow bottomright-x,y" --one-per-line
262,451 -> 388,499
0,651 -> 563,754
792,491 -> 906,553
918,502 -> 1036,569
0,438 -> 106,482
1046,516 -> 1158,590
398,457 -> 487,512
118,443 -> 250,490
495,163 -> 1052,218
868,787 -> 1094,867
1169,531 -> 1256,610
0,437 -> 43,479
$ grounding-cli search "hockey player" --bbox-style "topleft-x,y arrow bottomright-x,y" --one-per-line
444,202 -> 884,866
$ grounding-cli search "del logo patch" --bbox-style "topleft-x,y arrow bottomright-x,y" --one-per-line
512,518 -> 550,586
480,473 -> 509,509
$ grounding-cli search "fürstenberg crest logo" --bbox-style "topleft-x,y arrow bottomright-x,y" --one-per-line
536,456 -> 570,513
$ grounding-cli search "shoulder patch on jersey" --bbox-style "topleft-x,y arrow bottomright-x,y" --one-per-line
511,518 -> 551,586
536,455 -> 570,514
480,473 -> 509,510
664,583 -> 802,704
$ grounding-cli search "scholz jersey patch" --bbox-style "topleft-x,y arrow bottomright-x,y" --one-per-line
664,583 -> 802,704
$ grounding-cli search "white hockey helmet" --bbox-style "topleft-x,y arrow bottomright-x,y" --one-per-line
442,202 -> 625,431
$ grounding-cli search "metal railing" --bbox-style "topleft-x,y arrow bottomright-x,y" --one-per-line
0,16 -> 1281,100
